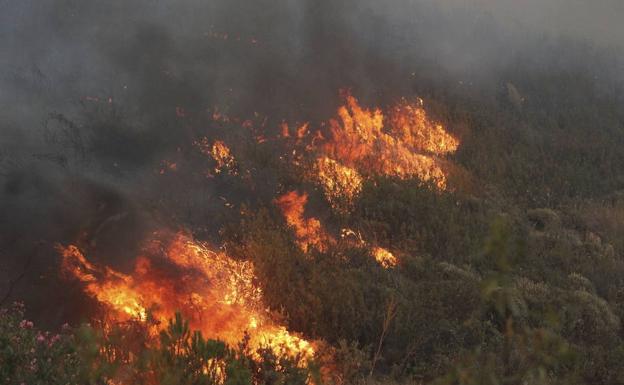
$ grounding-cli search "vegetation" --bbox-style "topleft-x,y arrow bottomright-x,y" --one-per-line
0,303 -> 315,385
6,204 -> 624,384
3,6 -> 624,384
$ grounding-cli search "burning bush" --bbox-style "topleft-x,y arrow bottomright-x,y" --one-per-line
0,303 -> 317,385
58,232 -> 314,361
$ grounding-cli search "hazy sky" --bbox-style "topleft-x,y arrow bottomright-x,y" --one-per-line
0,0 -> 621,139
455,0 -> 624,48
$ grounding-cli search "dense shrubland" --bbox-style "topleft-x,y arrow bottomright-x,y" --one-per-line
231,186 -> 624,384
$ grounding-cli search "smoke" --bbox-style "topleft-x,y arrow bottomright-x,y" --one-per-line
436,0 -> 624,49
0,0 -> 622,324
1,0 -> 622,131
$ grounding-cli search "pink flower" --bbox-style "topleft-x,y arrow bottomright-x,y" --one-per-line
36,333 -> 46,343
49,334 -> 61,346
19,320 -> 33,329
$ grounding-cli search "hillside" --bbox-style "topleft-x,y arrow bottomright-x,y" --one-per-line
1,1 -> 624,384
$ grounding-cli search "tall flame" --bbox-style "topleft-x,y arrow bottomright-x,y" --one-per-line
274,191 -> 334,253
59,233 -> 313,358
319,93 -> 458,189
312,157 -> 363,215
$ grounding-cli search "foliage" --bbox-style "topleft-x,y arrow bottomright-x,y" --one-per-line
0,302 -> 83,385
0,306 -> 314,385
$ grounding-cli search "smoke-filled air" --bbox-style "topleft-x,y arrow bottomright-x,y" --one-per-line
1,1 -> 624,384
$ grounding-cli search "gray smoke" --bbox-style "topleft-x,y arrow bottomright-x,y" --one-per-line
0,0 -> 622,325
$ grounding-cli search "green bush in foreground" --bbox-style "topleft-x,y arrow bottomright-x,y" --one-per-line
0,302 -> 88,385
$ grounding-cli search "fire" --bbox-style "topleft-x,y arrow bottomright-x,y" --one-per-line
195,138 -> 239,176
313,92 -> 458,198
274,192 -> 398,269
272,93 -> 460,268
388,99 -> 458,155
60,245 -> 147,320
58,91 -> 457,364
210,140 -> 237,175
313,157 -> 363,214
371,247 -> 398,269
274,191 -> 334,253
59,233 -> 313,358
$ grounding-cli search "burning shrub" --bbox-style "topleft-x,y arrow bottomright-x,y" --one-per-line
318,92 -> 458,190
149,313 -> 312,385
0,304 -> 316,385
58,233 -> 314,361
312,157 -> 363,215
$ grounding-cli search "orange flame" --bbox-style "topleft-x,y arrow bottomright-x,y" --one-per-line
371,247 -> 398,269
194,138 -> 238,176
274,191 -> 334,253
313,157 -> 363,214
210,141 -> 237,175
60,245 -> 148,320
316,92 -> 458,195
59,233 -> 313,358
388,99 -> 458,155
275,192 -> 396,269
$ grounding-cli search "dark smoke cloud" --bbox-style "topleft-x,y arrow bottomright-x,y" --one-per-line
0,0 -> 622,325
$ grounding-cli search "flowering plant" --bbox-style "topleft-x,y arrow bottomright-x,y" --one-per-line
0,303 -> 81,385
